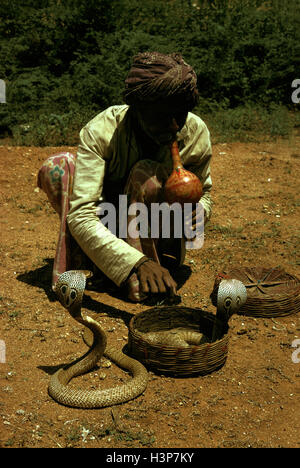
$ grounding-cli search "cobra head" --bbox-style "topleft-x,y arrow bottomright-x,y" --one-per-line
217,279 -> 247,322
54,270 -> 92,317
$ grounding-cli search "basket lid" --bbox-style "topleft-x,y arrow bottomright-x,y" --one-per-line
212,266 -> 300,317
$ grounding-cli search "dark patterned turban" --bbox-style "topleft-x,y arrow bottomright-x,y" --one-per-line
124,52 -> 198,109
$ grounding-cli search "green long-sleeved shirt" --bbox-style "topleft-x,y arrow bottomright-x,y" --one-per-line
67,105 -> 212,286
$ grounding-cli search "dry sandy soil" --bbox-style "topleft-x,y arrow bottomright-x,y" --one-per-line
0,134 -> 300,449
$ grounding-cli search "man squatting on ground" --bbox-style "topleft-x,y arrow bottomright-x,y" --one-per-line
38,52 -> 212,302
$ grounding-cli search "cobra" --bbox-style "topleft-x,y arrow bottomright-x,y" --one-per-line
212,278 -> 247,341
48,272 -> 246,408
48,270 -> 148,409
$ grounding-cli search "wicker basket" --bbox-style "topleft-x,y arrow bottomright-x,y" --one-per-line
128,306 -> 229,376
212,266 -> 300,318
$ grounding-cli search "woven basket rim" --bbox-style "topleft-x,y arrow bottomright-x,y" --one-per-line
129,305 -> 228,345
128,306 -> 229,376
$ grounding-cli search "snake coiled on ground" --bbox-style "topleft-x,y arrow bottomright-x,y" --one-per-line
48,270 -> 148,409
48,271 -> 246,408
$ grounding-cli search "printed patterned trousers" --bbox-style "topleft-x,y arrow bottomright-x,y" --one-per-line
37,153 -> 185,301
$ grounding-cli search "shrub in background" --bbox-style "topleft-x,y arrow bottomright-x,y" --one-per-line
0,0 -> 299,145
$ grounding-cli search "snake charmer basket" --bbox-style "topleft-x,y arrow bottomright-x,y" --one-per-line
128,306 -> 229,376
212,266 -> 300,318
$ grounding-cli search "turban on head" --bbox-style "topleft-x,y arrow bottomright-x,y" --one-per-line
124,52 -> 198,109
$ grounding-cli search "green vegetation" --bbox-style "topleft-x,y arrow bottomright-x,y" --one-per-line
0,0 -> 299,145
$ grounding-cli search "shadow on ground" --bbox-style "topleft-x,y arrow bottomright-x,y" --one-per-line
16,258 -> 192,307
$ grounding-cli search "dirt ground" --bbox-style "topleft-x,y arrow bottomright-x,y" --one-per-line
0,134 -> 300,449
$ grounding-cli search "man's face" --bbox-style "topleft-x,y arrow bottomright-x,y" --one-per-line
135,101 -> 188,146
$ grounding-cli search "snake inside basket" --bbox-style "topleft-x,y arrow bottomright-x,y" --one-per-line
127,306 -> 230,376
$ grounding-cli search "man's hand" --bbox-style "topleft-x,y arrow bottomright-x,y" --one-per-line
136,259 -> 177,297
